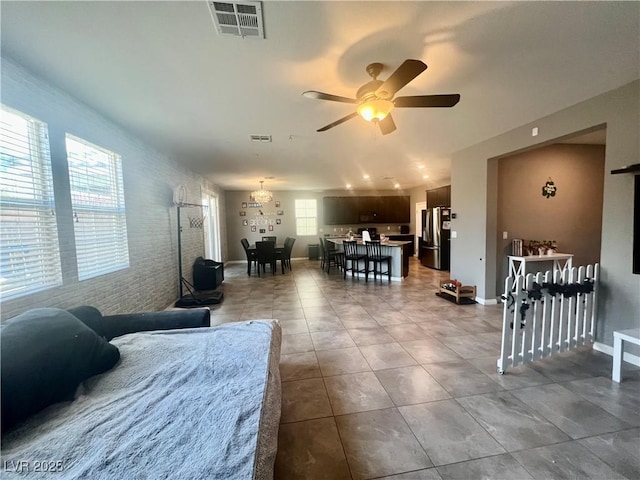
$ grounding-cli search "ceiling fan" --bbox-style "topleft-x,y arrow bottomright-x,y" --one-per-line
302,59 -> 460,135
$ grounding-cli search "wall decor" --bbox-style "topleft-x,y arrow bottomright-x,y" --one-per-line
242,202 -> 247,208
242,219 -> 248,226
275,201 -> 281,208
277,210 -> 284,216
251,226 -> 256,232
542,177 -> 557,198
259,228 -> 266,234
276,219 -> 281,225
268,225 -> 274,231
239,211 -> 246,216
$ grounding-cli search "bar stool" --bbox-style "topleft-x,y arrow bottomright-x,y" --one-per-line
342,240 -> 367,280
365,240 -> 391,282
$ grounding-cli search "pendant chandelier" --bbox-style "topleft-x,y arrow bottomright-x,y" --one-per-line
251,180 -> 273,204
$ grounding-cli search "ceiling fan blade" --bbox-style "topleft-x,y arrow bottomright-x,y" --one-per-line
374,59 -> 427,98
378,114 -> 396,135
317,112 -> 359,132
302,90 -> 358,104
394,94 -> 461,108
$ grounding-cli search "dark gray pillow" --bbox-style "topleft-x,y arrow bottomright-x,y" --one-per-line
66,305 -> 106,338
1,308 -> 120,433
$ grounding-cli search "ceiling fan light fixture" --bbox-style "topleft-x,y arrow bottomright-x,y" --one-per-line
357,98 -> 394,122
250,180 -> 273,203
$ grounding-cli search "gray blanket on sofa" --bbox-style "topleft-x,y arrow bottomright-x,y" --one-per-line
1,320 -> 282,480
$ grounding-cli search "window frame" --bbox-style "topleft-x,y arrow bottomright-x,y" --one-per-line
0,105 -> 63,299
65,134 -> 130,281
294,198 -> 318,236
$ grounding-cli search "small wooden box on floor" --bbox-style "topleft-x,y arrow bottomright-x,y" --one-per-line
439,281 -> 476,304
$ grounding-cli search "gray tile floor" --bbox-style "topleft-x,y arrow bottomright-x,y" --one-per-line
211,257 -> 640,480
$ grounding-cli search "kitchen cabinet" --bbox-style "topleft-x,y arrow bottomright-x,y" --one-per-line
426,185 -> 451,207
381,196 -> 410,223
323,197 -> 358,225
323,196 -> 410,225
387,234 -> 414,256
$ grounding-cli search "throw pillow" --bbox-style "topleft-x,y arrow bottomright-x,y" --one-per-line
66,305 -> 107,338
1,308 -> 120,433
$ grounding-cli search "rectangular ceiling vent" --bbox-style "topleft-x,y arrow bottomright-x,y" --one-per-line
249,134 -> 272,142
208,1 -> 264,38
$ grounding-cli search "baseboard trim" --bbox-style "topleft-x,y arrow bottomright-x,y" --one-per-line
475,297 -> 498,305
593,341 -> 640,367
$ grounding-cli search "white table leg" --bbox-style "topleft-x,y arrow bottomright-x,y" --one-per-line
612,334 -> 623,383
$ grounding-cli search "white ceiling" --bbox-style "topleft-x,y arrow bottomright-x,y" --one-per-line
1,1 -> 638,192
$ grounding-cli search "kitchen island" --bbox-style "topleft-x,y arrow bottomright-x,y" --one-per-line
326,237 -> 412,280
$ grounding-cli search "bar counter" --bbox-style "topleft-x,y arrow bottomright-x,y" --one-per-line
325,238 -> 412,280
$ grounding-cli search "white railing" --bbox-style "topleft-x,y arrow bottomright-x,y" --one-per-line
497,263 -> 599,374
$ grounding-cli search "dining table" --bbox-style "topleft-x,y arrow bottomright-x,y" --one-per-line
248,243 -> 285,253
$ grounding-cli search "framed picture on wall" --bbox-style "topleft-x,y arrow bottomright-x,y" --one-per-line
277,210 -> 284,216
276,219 -> 281,225
242,202 -> 247,208
242,220 -> 248,226
251,226 -> 256,232
239,211 -> 246,216
259,228 -> 266,234
268,225 -> 274,231
275,201 -> 280,208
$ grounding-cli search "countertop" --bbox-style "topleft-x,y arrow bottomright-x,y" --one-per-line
326,238 -> 412,247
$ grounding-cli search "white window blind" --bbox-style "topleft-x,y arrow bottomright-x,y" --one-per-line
0,105 -> 62,299
65,134 -> 129,280
295,199 -> 317,236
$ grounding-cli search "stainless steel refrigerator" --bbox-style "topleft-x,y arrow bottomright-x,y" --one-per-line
422,207 -> 451,270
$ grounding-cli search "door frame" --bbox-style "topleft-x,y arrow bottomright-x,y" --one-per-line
202,190 -> 221,262
415,201 -> 426,255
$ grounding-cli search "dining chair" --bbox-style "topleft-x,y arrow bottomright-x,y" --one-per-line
364,240 -> 392,282
241,238 -> 258,276
276,237 -> 296,272
342,240 -> 367,280
255,241 -> 276,276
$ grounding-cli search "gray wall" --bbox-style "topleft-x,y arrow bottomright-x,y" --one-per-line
496,143 -> 606,294
0,59 -> 227,320
451,80 -> 639,349
226,187 -> 430,261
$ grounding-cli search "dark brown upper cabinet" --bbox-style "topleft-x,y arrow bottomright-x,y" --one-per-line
323,196 -> 410,225
426,185 -> 451,208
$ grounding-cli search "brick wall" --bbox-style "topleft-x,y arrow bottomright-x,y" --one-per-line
0,58 -> 226,320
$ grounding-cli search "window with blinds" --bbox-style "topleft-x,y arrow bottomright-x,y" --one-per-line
0,105 -> 63,299
295,199 -> 317,236
65,134 -> 129,280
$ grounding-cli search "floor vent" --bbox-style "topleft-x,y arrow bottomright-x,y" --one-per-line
249,134 -> 272,142
207,1 -> 264,38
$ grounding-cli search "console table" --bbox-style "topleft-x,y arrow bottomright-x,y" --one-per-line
508,253 -> 574,278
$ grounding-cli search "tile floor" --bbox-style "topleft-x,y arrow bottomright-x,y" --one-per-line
210,257 -> 640,479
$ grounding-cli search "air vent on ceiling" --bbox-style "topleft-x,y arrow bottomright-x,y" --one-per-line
249,134 -> 272,142
207,1 -> 264,38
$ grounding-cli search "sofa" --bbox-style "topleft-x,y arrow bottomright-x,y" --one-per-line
1,306 -> 282,479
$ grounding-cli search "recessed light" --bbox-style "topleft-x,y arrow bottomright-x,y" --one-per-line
363,174 -> 370,180
418,165 -> 425,169
394,183 -> 400,189
423,175 -> 429,179
346,184 -> 352,189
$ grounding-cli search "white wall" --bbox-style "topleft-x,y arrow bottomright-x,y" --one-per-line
0,58 -> 226,320
451,80 -> 640,348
